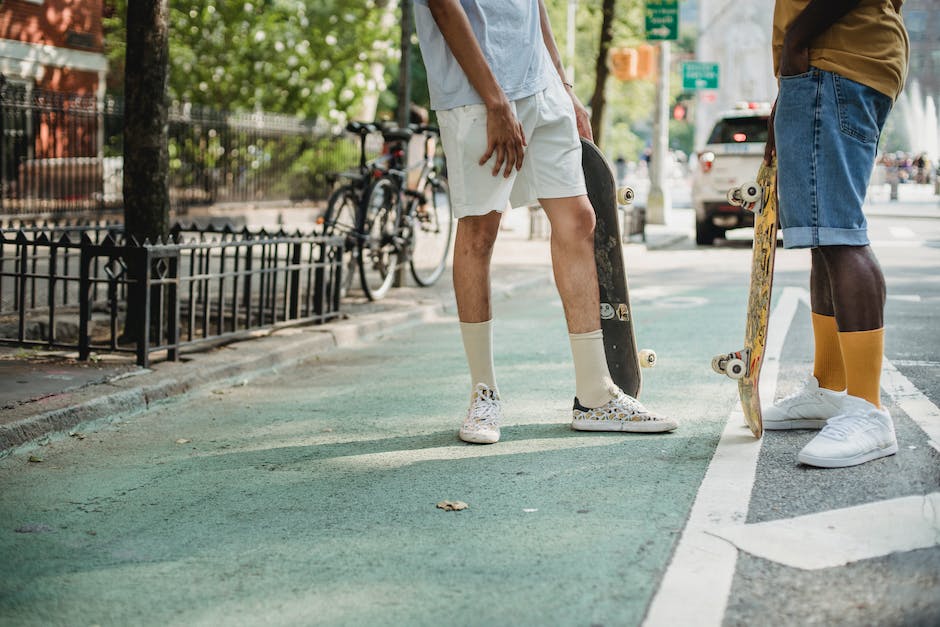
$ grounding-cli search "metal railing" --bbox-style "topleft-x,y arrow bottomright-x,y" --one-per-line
1,221 -> 344,366
1,84 -> 364,218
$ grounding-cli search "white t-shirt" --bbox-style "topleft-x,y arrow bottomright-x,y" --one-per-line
414,0 -> 554,111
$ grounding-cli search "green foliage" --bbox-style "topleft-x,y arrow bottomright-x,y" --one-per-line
104,0 -> 397,121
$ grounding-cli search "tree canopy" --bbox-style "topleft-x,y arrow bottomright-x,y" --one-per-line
105,0 -> 396,122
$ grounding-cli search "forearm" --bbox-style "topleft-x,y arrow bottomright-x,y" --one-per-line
784,0 -> 861,49
428,0 -> 508,110
537,0 -> 570,86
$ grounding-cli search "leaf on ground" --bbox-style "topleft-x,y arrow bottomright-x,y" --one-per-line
27,456 -> 42,463
69,432 -> 86,440
175,438 -> 191,445
436,500 -> 468,511
14,523 -> 54,534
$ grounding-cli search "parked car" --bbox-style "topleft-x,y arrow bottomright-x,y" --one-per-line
692,104 -> 771,245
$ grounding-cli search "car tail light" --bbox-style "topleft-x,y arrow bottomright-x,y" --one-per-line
699,150 -> 715,174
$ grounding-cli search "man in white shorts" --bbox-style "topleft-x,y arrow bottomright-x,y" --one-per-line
415,0 -> 677,444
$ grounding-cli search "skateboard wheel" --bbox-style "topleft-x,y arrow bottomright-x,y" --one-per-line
740,183 -> 761,203
639,349 -> 656,368
726,358 -> 746,380
617,186 -> 635,205
727,188 -> 742,206
711,355 -> 727,375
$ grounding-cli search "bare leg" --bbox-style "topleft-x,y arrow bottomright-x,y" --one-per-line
452,211 -> 502,323
810,248 -> 834,316
539,195 -> 600,333
815,245 -> 885,331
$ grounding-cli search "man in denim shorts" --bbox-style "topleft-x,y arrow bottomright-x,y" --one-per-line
414,0 -> 677,444
763,0 -> 908,467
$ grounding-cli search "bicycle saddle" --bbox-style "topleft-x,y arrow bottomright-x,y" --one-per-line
346,121 -> 377,135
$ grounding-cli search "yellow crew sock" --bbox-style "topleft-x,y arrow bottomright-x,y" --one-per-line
838,328 -> 884,408
811,312 -> 846,391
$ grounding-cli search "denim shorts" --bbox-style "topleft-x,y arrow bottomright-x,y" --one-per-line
774,68 -> 893,248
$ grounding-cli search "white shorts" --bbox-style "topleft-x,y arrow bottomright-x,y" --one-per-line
437,78 -> 587,219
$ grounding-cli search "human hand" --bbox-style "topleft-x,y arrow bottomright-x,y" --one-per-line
568,87 -> 593,141
764,99 -> 777,165
480,100 -> 527,178
779,36 -> 809,77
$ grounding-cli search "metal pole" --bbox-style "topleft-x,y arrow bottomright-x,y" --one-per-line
646,41 -> 672,225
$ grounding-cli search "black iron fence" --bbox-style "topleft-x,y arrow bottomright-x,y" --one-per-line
0,84 -> 364,218
1,220 -> 344,366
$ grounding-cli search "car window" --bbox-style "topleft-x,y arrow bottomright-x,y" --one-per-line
707,116 -> 769,144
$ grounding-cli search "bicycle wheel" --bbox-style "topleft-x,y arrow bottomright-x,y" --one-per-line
321,185 -> 359,297
358,177 -> 400,300
409,177 -> 453,287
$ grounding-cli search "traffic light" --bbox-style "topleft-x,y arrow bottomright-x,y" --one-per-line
636,44 -> 656,80
610,47 -> 637,81
610,45 -> 657,81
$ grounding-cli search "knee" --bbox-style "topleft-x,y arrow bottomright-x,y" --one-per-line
555,203 -> 596,244
456,215 -> 499,258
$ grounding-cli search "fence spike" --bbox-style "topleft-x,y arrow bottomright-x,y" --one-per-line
81,232 -> 94,245
58,232 -> 73,245
35,232 -> 50,244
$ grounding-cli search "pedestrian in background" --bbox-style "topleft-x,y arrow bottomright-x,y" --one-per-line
413,0 -> 677,444
763,0 -> 909,467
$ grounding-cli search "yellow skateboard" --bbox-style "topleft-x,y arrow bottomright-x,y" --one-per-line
711,159 -> 778,438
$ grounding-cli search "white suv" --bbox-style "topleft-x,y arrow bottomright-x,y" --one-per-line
692,104 -> 771,245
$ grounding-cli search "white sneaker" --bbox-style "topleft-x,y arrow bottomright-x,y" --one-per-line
571,389 -> 678,433
459,383 -> 501,444
797,396 -> 898,468
764,376 -> 846,430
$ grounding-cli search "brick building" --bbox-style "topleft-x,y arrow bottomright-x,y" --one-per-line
0,0 -> 106,96
1,0 -> 108,206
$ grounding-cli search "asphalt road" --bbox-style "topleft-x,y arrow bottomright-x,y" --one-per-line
1,199 -> 938,625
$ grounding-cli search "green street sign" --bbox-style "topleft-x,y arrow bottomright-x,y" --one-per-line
682,62 -> 720,90
646,0 -> 678,41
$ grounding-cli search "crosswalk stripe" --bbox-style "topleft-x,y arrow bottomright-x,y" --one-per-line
881,359 -> 940,454
709,492 -> 940,570
643,287 -> 803,627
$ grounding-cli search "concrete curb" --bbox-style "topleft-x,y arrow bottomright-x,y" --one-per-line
0,273 -> 552,455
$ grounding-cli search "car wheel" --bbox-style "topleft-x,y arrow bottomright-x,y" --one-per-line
696,219 -> 721,246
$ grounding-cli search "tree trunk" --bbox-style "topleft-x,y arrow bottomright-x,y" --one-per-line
122,0 -> 170,345
124,0 -> 170,244
588,0 -> 615,147
396,0 -> 414,128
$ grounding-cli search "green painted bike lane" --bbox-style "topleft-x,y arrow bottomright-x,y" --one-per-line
0,280 -> 747,626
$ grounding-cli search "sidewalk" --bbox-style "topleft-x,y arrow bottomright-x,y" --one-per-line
0,207 -> 692,453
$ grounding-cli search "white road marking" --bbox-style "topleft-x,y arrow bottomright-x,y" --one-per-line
890,226 -> 917,239
710,493 -> 940,570
887,294 -> 923,302
881,358 -> 940,454
643,287 -> 802,627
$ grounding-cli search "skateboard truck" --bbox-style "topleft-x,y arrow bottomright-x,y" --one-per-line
726,181 -> 761,209
711,349 -> 751,380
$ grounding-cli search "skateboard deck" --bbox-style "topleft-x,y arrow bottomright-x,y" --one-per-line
712,159 -> 778,438
581,138 -> 651,398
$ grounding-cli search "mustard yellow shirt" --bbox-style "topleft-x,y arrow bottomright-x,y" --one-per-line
773,0 -> 909,100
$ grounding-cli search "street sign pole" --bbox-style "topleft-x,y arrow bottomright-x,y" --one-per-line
647,40 -> 671,225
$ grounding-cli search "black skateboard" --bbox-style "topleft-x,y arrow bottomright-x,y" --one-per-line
581,138 -> 654,398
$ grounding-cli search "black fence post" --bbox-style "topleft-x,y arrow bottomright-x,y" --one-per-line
78,234 -> 92,360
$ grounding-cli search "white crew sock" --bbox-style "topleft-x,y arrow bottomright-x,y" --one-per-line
460,320 -> 498,396
569,329 -> 617,407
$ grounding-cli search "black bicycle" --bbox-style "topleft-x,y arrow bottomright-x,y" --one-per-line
321,122 -> 452,301
358,125 -> 453,299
